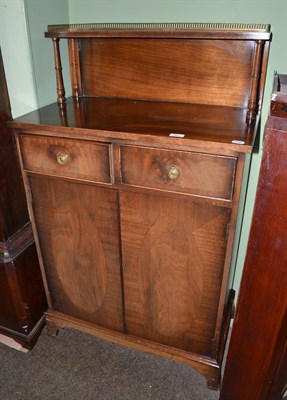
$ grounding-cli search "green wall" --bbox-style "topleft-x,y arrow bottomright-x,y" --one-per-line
0,0 -> 38,117
1,0 -> 287,299
25,0 -> 70,108
0,0 -> 70,116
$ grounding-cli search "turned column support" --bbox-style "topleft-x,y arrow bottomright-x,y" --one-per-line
247,40 -> 264,122
52,38 -> 66,108
68,38 -> 82,98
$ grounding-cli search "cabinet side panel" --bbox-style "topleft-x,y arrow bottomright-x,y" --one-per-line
0,264 -> 23,332
0,50 -> 29,239
0,244 -> 47,334
120,191 -> 231,357
28,176 -> 124,332
220,119 -> 287,400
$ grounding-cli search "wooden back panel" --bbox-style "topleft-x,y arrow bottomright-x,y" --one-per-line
78,38 -> 254,107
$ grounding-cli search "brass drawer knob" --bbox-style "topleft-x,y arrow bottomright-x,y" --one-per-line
57,152 -> 70,165
167,165 -> 180,180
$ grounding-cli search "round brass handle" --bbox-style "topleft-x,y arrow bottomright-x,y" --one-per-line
167,165 -> 180,180
57,152 -> 70,165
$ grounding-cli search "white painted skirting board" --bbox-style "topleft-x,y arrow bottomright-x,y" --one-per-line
0,333 -> 29,353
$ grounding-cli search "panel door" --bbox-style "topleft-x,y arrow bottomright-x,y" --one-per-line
120,191 -> 231,356
29,175 -> 124,332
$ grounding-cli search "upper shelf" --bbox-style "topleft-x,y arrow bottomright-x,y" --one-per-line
12,23 -> 270,154
44,22 -> 271,123
45,22 -> 271,40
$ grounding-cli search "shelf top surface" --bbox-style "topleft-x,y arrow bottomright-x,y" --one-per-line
12,97 -> 259,154
45,22 -> 271,40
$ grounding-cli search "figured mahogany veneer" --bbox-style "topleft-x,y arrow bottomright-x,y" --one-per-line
121,191 -> 231,355
79,38 -> 254,107
20,135 -> 111,183
11,23 -> 271,388
121,146 -> 237,200
11,97 -> 259,151
28,176 -> 123,332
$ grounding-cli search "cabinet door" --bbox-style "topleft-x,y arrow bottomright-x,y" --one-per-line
29,175 -> 124,332
120,191 -> 231,356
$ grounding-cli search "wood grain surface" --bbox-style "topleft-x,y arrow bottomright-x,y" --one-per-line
11,97 -> 259,154
121,145 -> 236,200
20,135 -> 111,183
28,175 -> 123,332
120,191 -> 231,356
80,39 -> 254,107
220,114 -> 287,400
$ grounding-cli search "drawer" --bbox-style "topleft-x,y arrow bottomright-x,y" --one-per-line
121,146 -> 236,200
19,135 -> 111,183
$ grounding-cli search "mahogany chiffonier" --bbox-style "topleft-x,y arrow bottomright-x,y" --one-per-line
0,48 -> 47,349
9,23 -> 271,387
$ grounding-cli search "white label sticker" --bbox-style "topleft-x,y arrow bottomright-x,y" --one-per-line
169,133 -> 185,138
232,140 -> 245,145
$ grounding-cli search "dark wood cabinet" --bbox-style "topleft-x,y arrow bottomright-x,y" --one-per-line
220,73 -> 287,400
10,23 -> 271,387
0,48 -> 47,349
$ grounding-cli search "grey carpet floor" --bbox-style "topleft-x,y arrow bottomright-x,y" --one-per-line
0,327 -> 219,400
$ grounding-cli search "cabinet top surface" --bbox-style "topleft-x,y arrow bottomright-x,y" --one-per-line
12,97 -> 258,153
